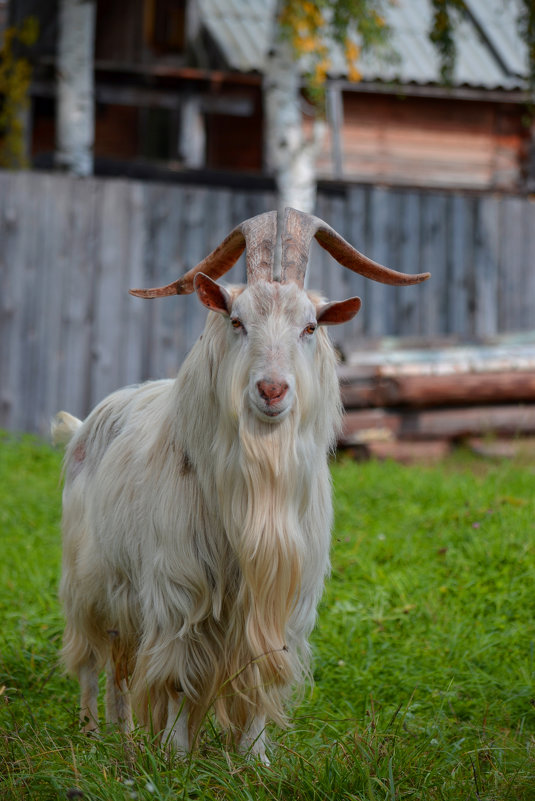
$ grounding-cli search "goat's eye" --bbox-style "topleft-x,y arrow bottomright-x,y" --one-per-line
231,318 -> 245,332
302,323 -> 317,337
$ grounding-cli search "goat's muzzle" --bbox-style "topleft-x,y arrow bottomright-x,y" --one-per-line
250,374 -> 294,423
256,380 -> 289,411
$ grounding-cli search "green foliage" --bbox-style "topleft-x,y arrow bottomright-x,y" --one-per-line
0,17 -> 39,169
278,0 -> 391,109
429,0 -> 467,84
279,0 -> 535,109
517,0 -> 535,96
1,432 -> 535,798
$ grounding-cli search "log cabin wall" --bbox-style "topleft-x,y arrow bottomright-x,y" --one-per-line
312,92 -> 530,191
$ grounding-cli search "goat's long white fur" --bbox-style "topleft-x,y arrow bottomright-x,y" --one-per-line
55,281 -> 342,759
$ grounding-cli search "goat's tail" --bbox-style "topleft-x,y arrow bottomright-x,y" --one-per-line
51,411 -> 82,447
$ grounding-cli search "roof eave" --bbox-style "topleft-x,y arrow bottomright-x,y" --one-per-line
329,78 -> 531,105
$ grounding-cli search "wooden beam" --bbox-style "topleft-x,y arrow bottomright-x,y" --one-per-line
340,404 -> 535,445
340,370 -> 535,409
400,405 -> 535,440
329,79 -> 529,105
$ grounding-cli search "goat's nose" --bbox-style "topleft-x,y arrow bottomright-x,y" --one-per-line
257,380 -> 289,405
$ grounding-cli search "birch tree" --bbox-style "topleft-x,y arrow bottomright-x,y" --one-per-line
55,0 -> 96,176
263,0 -> 390,221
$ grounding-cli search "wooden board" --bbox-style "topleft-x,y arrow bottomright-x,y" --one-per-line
340,404 -> 535,445
340,371 -> 535,409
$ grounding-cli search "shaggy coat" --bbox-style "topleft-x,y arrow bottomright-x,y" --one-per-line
56,281 -> 341,758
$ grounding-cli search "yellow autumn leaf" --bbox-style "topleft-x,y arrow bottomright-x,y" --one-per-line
298,35 -> 319,54
373,11 -> 386,28
302,1 -> 323,26
348,63 -> 362,82
313,56 -> 331,85
345,39 -> 361,63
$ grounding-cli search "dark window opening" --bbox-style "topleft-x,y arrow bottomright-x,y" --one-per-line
145,0 -> 186,54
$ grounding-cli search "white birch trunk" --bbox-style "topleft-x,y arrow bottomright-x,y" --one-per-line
263,19 -> 325,277
263,34 -> 325,218
56,0 -> 96,177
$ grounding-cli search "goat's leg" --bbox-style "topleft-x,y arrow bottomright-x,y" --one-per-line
78,661 -> 100,733
163,693 -> 189,756
105,660 -> 133,732
239,715 -> 269,764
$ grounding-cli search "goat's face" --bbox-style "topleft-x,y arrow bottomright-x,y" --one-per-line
231,282 -> 315,423
195,274 -> 362,425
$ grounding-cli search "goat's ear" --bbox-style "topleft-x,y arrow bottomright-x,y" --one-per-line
317,296 -> 361,326
194,273 -> 231,316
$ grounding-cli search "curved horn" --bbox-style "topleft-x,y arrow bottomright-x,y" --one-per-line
280,208 -> 430,288
129,210 -> 277,298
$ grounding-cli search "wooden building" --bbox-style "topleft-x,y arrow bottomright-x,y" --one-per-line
4,0 -> 532,190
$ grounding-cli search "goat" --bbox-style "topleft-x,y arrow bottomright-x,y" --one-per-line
52,208 -> 429,761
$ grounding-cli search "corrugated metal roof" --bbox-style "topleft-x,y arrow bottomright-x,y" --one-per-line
199,0 -> 277,73
199,0 -> 528,91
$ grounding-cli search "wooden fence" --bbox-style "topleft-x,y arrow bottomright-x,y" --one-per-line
1,170 -> 535,434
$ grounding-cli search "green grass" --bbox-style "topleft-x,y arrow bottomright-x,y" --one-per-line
1,431 -> 535,799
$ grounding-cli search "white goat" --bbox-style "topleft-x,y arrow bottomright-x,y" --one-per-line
52,208 -> 428,760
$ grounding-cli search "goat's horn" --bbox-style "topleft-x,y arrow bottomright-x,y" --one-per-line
129,211 -> 277,298
281,207 -> 430,287
241,209 -> 277,285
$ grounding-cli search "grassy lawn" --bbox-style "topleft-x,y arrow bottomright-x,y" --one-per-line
1,432 -> 534,799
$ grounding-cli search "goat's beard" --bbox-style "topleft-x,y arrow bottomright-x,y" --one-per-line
209,400 -> 309,733
174,322 -> 337,739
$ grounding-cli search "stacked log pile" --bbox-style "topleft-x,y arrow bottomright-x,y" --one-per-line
337,339 -> 535,461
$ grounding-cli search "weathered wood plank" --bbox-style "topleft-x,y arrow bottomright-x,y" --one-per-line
328,194 -> 350,304
499,195 -> 525,332
397,190 -> 422,336
122,181 -> 147,387
400,404 -> 535,440
56,177 -> 99,422
13,173 -> 42,432
474,195 -> 499,338
368,186 -> 390,337
420,192 -> 448,336
448,193 -> 470,338
0,172 -> 18,429
526,197 -> 535,335
340,404 -> 535,444
36,175 -> 71,431
341,371 -> 535,409
183,187 -> 208,354
90,179 -> 132,406
313,194 -> 333,299
145,183 -> 186,380
365,439 -> 451,463
344,186 -> 367,344
231,191 -> 253,285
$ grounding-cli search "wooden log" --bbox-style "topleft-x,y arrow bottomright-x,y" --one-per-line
366,439 -> 451,464
340,370 -> 535,409
468,436 -> 535,460
340,409 -> 402,445
340,404 -> 535,444
400,404 -> 535,440
344,340 -> 535,376
339,378 -> 387,408
395,371 -> 535,407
